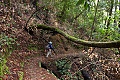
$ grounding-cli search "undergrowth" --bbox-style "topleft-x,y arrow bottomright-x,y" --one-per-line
0,33 -> 17,80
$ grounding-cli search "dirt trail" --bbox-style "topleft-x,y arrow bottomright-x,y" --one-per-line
23,56 -> 58,80
23,51 -> 83,80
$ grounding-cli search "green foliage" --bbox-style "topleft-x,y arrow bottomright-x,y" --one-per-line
0,55 -> 10,80
118,57 -> 120,61
53,0 -> 79,20
56,59 -> 70,75
76,0 -> 85,6
0,33 -> 16,79
41,0 -> 120,43
0,34 -> 16,56
93,25 -> 120,41
84,0 -> 90,10
55,59 -> 82,80
76,0 -> 90,11
18,71 -> 24,80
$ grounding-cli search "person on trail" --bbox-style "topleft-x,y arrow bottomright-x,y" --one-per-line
45,41 -> 54,57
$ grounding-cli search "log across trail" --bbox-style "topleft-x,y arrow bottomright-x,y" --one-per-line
23,56 -> 58,80
23,52 -> 84,80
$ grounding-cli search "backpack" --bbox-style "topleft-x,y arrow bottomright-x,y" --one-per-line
45,44 -> 50,50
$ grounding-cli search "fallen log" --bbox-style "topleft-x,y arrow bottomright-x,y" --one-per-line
36,24 -> 120,48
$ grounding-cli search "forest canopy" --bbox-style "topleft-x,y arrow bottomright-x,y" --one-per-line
25,0 -> 120,48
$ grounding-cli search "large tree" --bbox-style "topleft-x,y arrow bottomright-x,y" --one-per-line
25,0 -> 120,48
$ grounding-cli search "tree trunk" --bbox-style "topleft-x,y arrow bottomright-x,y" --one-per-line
106,0 -> 114,28
59,0 -> 68,19
119,0 -> 120,29
36,24 -> 120,48
114,0 -> 118,25
72,9 -> 85,22
90,0 -> 99,40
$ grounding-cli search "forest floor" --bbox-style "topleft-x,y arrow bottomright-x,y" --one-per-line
1,1 -> 120,80
6,46 -> 81,80
23,55 -> 58,80
0,1 -> 82,79
23,53 -> 82,80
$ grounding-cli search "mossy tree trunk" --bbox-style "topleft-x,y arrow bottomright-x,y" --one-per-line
36,24 -> 120,48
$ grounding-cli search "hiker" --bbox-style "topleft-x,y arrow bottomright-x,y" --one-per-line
45,41 -> 54,57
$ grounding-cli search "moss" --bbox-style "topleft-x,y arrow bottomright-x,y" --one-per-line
18,71 -> 24,80
36,24 -> 120,48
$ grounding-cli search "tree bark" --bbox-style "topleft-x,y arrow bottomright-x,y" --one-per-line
114,0 -> 118,25
118,0 -> 120,32
36,24 -> 120,48
90,0 -> 99,40
106,0 -> 114,28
